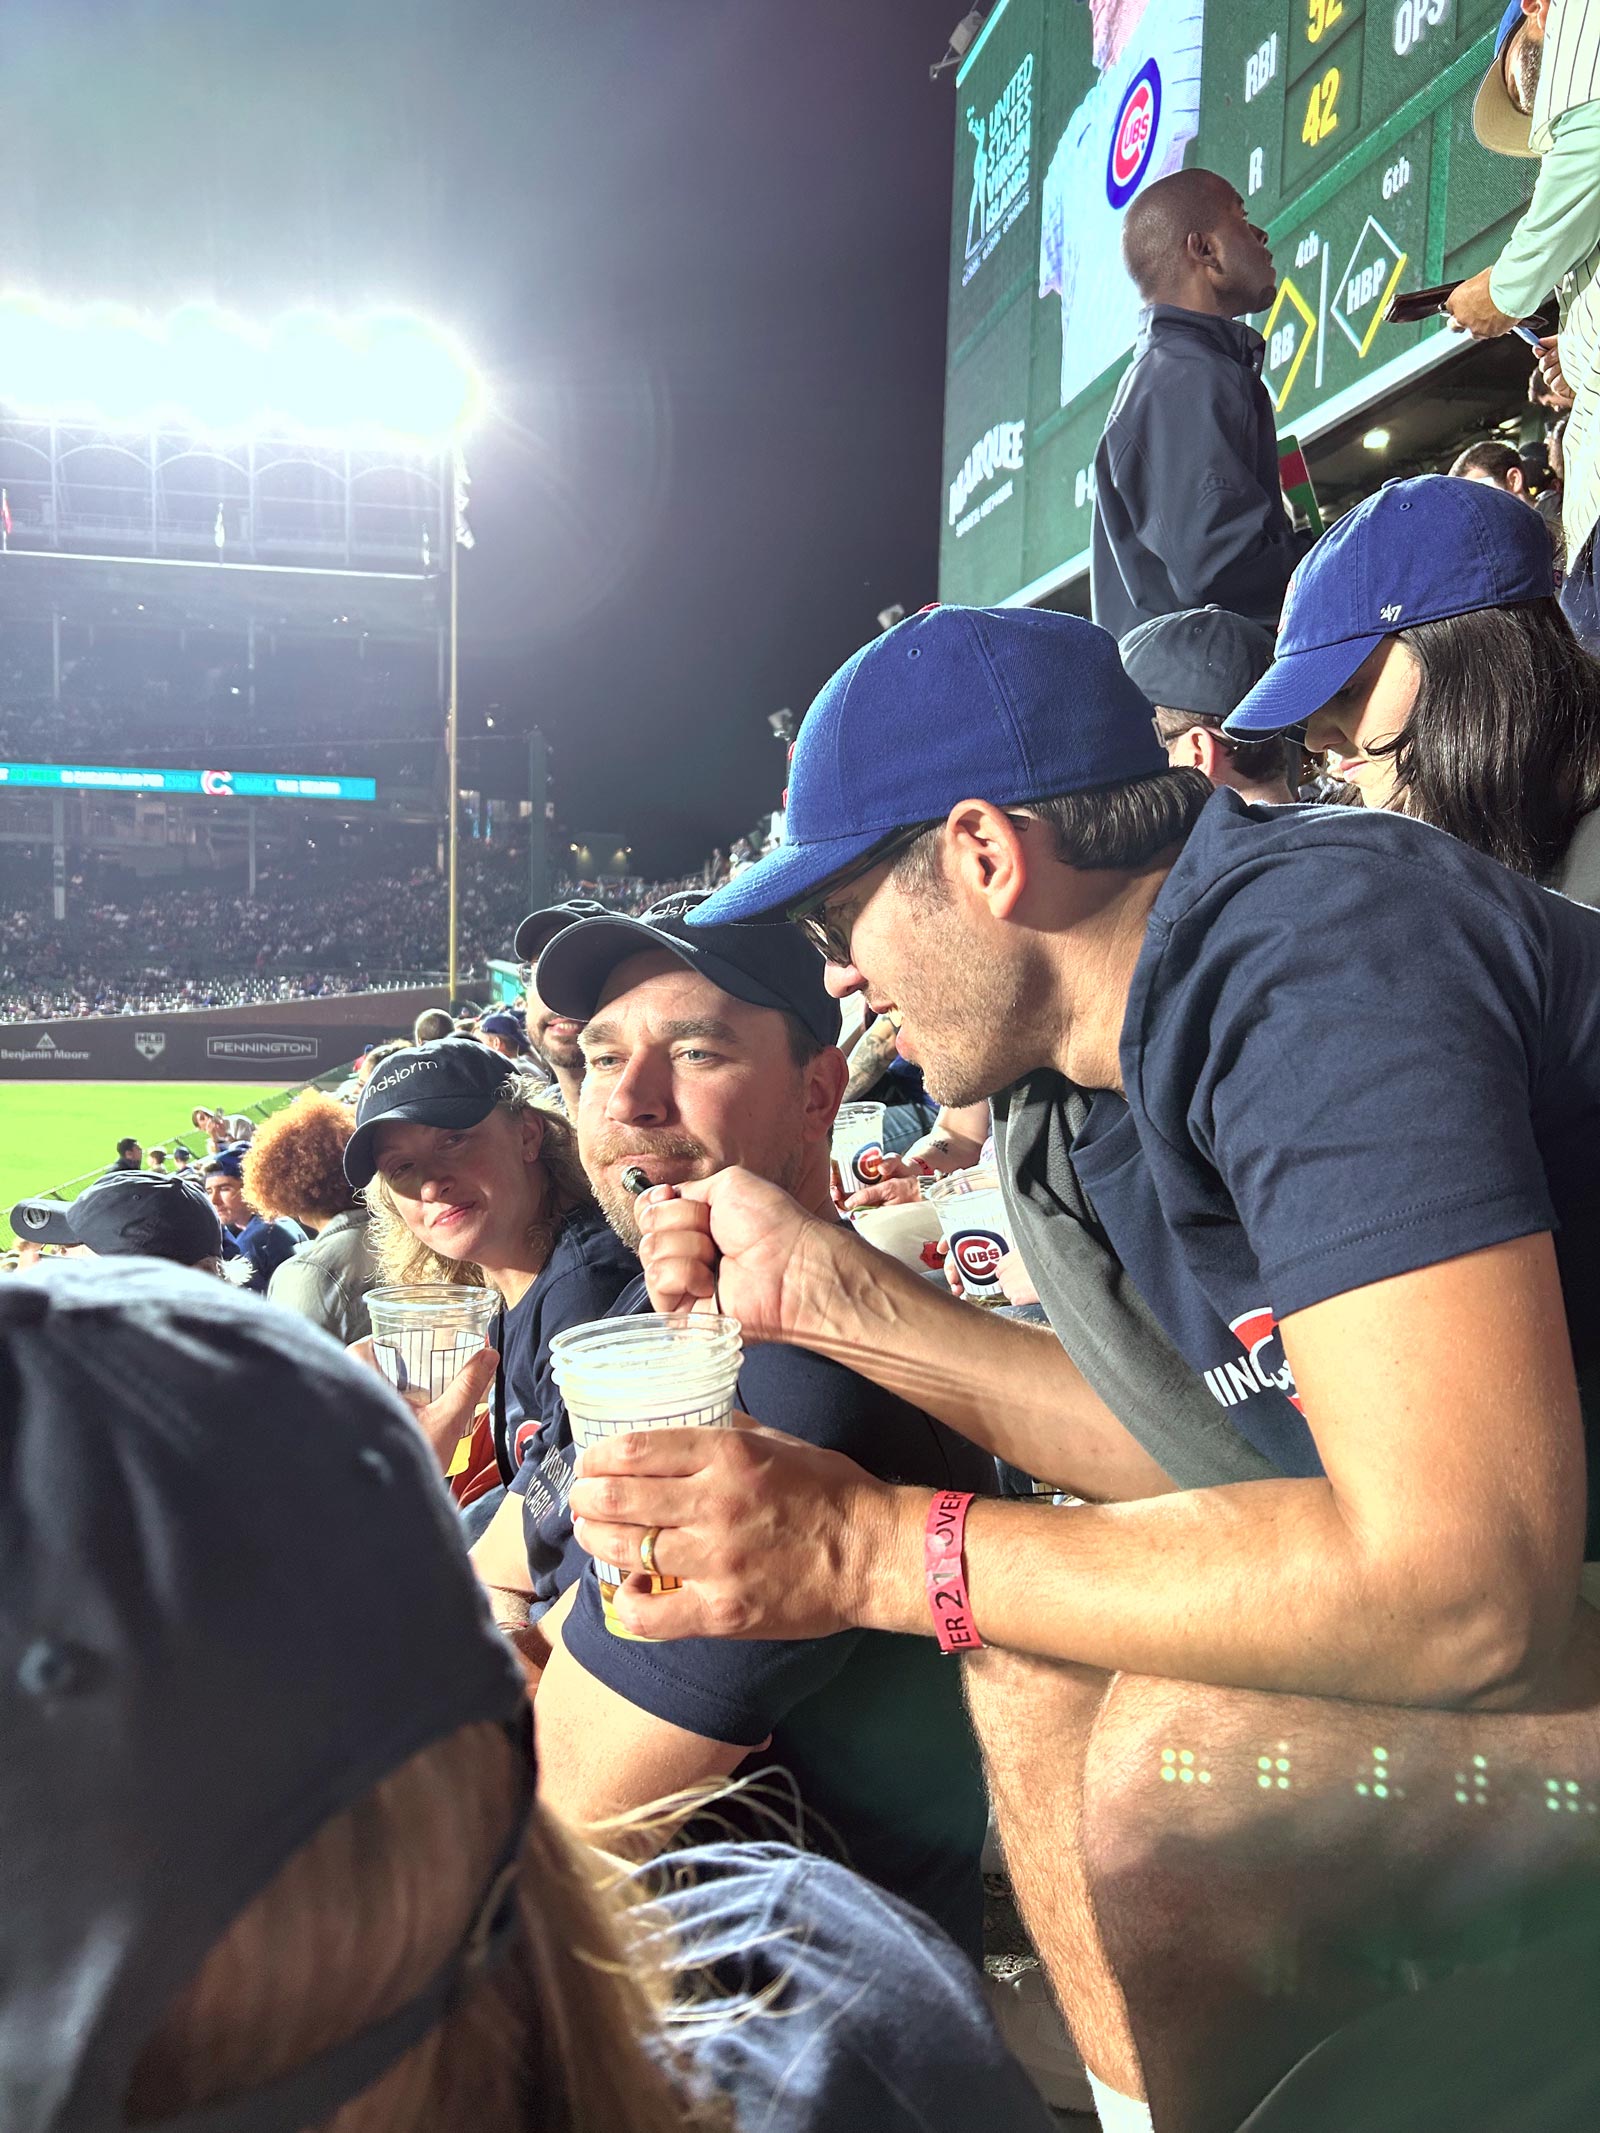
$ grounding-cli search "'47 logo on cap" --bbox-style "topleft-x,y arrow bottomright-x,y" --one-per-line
1380,602 -> 1403,622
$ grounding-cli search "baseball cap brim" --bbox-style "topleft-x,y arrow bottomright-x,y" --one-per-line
1473,17 -> 1537,158
687,823 -> 902,927
8,1197 -> 77,1244
344,1090 -> 505,1191
536,912 -> 830,1036
1222,632 -> 1383,738
513,899 -> 616,962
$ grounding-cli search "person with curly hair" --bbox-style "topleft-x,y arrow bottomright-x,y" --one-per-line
240,1090 -> 380,1344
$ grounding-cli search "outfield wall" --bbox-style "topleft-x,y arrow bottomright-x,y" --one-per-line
0,986 -> 450,1082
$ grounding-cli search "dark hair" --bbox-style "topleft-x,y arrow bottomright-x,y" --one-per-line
1375,600 -> 1600,878
1150,707 -> 1290,786
893,769 -> 1212,896
1448,440 -> 1522,487
117,1137 -> 139,1155
781,1012 -> 826,1069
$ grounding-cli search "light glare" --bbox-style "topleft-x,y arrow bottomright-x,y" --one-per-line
0,293 -> 483,448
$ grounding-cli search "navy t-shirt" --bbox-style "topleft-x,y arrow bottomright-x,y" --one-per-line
230,1213 -> 306,1294
492,1201 -> 639,1483
644,1842 -> 1054,2133
1071,792 -> 1600,1540
554,1275 -> 992,1960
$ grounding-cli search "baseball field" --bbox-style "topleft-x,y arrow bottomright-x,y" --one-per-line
0,1081 -> 293,1246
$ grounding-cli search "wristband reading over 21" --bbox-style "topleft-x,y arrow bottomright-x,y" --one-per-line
924,1490 -> 983,1654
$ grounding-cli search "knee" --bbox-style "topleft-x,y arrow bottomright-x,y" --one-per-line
963,1647 -> 1110,1771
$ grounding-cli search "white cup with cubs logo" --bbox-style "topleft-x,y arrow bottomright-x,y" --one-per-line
923,1168 -> 1012,1303
830,1101 -> 888,1195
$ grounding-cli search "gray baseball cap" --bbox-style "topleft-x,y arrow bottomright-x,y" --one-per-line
0,1260 -> 532,2133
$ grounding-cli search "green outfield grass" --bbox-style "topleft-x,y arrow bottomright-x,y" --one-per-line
0,1081 -> 294,1246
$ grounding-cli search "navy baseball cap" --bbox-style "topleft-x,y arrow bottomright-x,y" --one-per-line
200,1146 -> 246,1180
478,1009 -> 529,1051
0,1261 -> 531,2133
512,895 -> 616,963
9,1172 -> 224,1264
1225,475 -> 1555,738
537,910 -> 841,1048
344,1035 -> 515,1189
1474,1 -> 1538,158
1120,606 -> 1276,721
691,605 -> 1164,924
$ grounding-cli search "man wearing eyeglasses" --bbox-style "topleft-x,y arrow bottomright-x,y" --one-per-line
568,604 -> 1600,2133
1120,605 -> 1294,805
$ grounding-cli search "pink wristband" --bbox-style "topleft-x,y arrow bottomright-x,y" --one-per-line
924,1491 -> 983,1654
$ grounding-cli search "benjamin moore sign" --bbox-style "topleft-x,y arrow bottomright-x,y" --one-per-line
941,0 -> 1536,607
0,762 -> 378,801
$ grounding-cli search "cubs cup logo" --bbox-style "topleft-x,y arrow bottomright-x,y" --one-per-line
1107,60 -> 1162,211
851,1142 -> 886,1189
201,768 -> 234,797
952,1226 -> 1007,1291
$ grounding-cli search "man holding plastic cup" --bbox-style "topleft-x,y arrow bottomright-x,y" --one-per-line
567,605 -> 1600,2133
497,904 -> 996,1966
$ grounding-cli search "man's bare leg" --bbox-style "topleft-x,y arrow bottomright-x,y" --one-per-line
964,1645 -> 1146,2100
1080,1606 -> 1600,2133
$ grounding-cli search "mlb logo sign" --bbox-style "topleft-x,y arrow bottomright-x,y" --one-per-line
135,1030 -> 166,1060
1107,59 -> 1163,210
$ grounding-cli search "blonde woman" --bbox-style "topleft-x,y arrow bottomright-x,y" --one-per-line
346,1037 -> 636,1525
5,1260 -> 1054,2133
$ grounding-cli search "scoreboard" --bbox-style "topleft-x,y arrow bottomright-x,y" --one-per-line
940,0 -> 1536,608
0,763 -> 377,802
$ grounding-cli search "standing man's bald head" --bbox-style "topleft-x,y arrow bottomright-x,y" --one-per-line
1121,168 -> 1278,318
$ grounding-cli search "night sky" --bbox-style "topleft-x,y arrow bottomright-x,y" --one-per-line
5,0 -> 958,875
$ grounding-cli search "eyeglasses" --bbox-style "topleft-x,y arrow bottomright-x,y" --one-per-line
788,821 -> 939,964
788,811 -> 1033,965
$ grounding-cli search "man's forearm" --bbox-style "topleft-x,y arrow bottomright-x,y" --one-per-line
843,1013 -> 901,1100
855,1478 -> 1539,1709
800,1223 -> 1174,1501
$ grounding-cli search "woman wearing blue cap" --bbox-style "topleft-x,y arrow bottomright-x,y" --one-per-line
1224,474 -> 1600,900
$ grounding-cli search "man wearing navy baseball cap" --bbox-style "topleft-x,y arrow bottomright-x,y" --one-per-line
10,1170 -> 224,1271
200,1146 -> 305,1294
512,895 -> 618,1115
568,601 -> 1600,2128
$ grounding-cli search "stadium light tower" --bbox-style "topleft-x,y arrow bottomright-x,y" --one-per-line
0,293 -> 487,994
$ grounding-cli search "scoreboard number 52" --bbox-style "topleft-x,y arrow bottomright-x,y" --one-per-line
1306,0 -> 1344,40
1300,65 -> 1342,147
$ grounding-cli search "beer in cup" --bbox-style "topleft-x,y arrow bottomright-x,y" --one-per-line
923,1169 -> 1012,1302
366,1284 -> 499,1408
831,1101 -> 888,1194
551,1313 -> 743,1639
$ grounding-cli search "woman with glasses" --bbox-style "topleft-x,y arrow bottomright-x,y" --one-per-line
1225,474 -> 1600,902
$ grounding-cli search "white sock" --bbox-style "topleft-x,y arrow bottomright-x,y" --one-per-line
1086,2067 -> 1155,2133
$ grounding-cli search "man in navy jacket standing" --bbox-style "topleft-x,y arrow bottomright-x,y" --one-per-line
1091,167 -> 1308,637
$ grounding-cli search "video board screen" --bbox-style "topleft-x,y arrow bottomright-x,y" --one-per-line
941,0 -> 1537,608
0,763 -> 377,801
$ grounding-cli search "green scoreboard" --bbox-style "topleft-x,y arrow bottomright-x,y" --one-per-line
940,0 -> 1536,608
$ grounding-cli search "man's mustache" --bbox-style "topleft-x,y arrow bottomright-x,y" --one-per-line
586,1132 -> 707,1168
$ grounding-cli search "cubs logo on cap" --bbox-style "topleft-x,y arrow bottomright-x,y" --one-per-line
1108,59 -> 1161,210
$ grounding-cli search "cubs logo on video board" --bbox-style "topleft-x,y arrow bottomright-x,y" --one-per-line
1107,59 -> 1162,210
201,768 -> 234,797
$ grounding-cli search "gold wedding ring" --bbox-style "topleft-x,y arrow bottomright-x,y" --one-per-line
639,1525 -> 662,1578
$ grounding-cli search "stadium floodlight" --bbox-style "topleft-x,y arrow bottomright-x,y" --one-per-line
0,293 -> 484,450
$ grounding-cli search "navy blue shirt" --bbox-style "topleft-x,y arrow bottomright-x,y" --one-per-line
229,1213 -> 306,1294
492,1202 -> 639,1484
552,1275 -> 992,1960
645,1842 -> 1054,2133
1071,792 -> 1600,1539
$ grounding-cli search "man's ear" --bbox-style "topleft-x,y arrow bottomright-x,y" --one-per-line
809,1046 -> 851,1144
946,799 -> 1030,919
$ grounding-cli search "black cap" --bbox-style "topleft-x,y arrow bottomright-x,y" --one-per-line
1118,606 -> 1276,722
512,896 -> 616,963
344,1036 -> 515,1189
537,912 -> 841,1048
0,1259 -> 531,2133
9,1172 -> 224,1264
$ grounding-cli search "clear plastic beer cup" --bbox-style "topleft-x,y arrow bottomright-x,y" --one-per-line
923,1169 -> 1012,1303
365,1284 -> 499,1408
831,1101 -> 888,1194
551,1313 -> 744,1639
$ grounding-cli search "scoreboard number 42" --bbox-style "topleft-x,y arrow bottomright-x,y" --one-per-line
1300,65 -> 1342,147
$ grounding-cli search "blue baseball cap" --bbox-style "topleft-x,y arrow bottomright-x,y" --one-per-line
1224,476 -> 1555,738
1474,2 -> 1538,159
691,605 -> 1164,924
